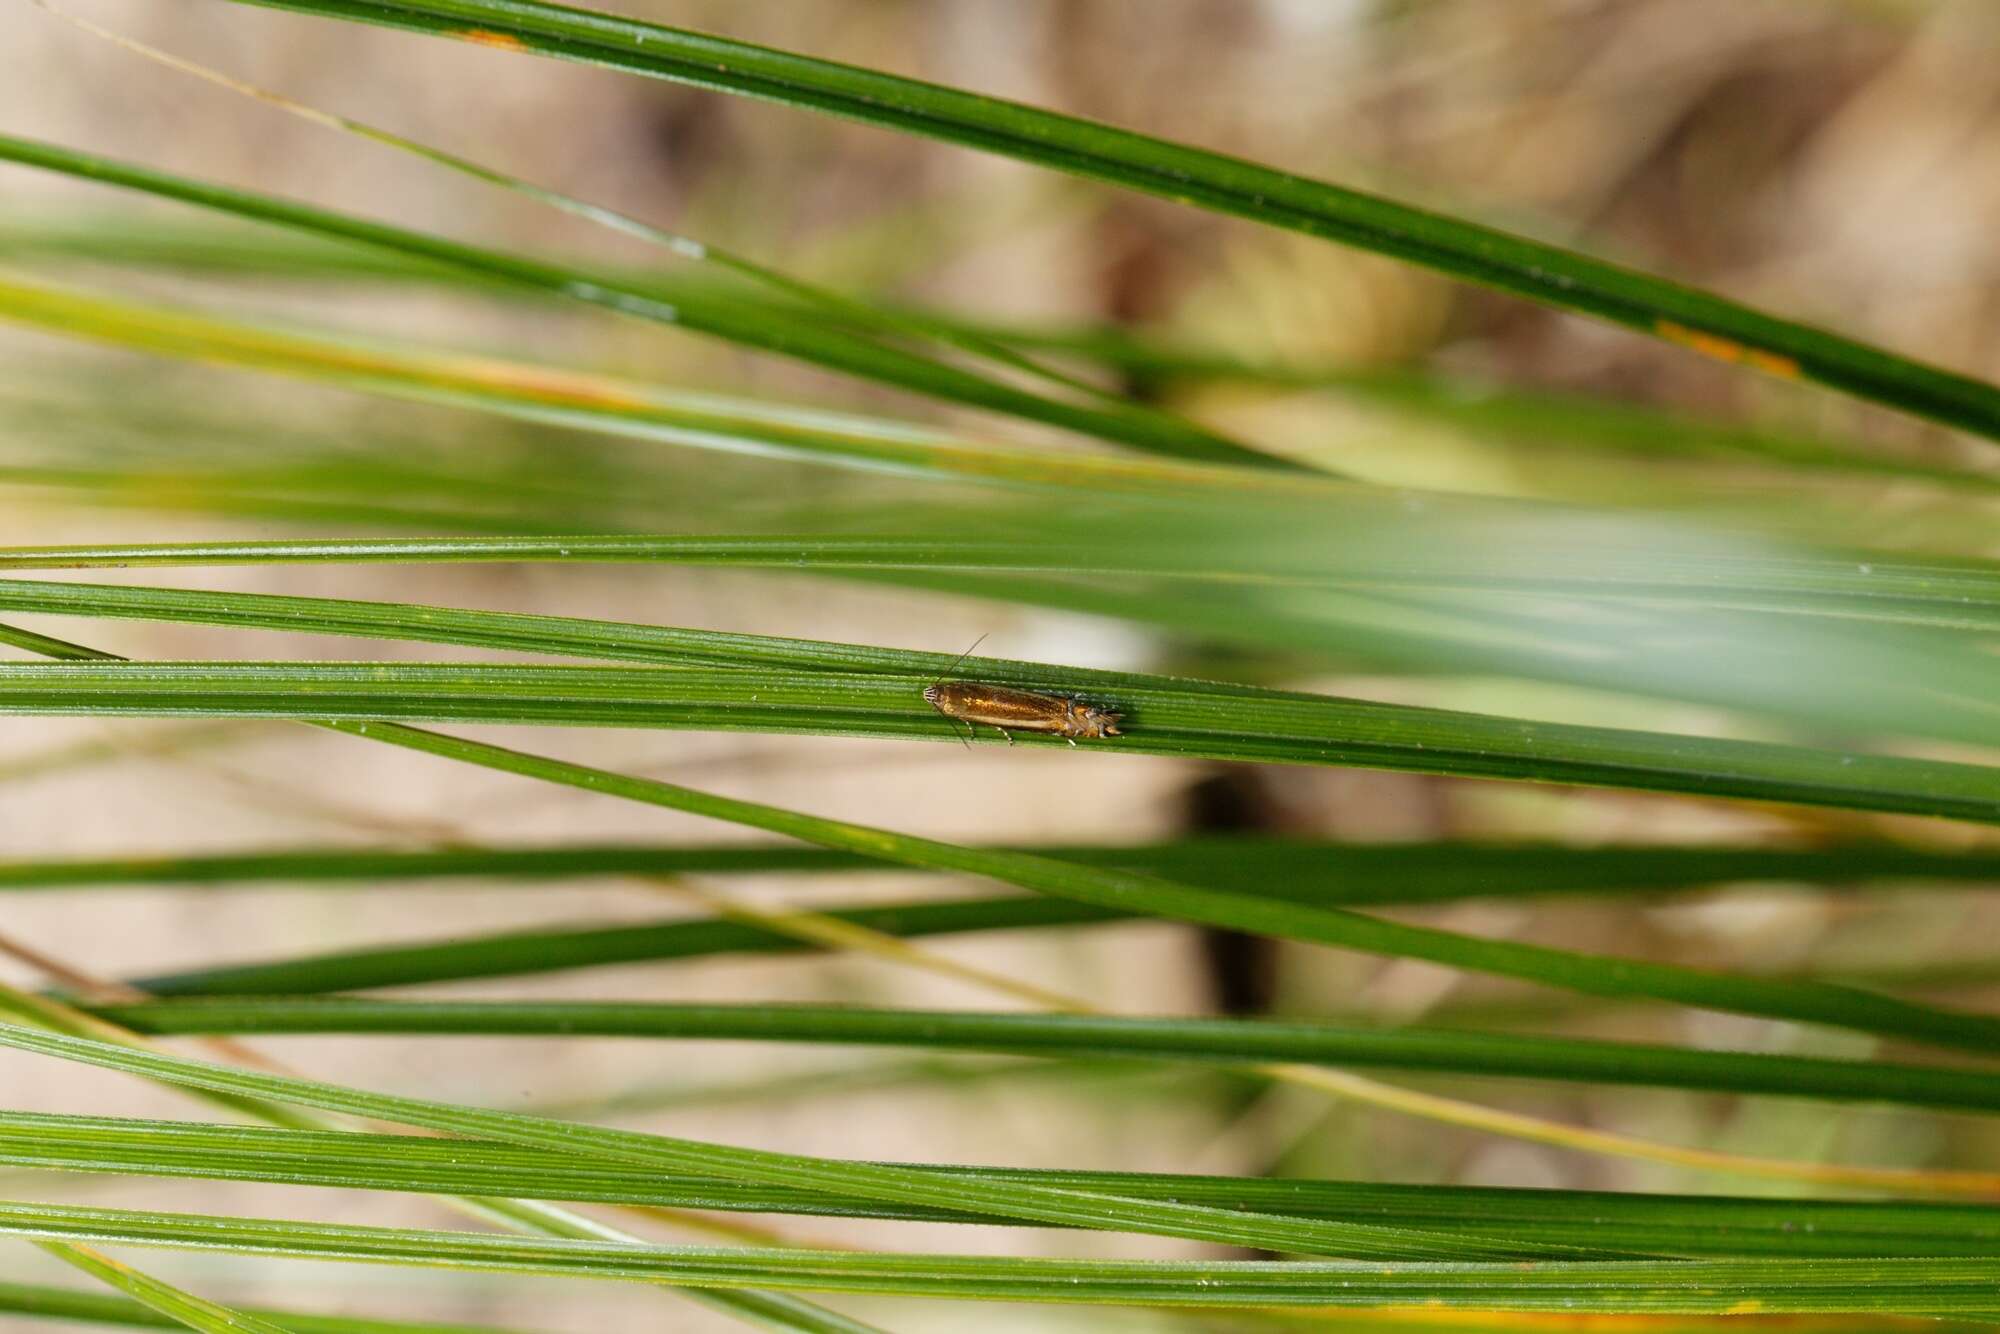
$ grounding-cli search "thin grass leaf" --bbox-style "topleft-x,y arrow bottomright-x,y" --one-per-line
199,0 -> 2000,441
79,997 -> 2000,1119
0,1280 -> 525,1334
0,134 -> 1279,470
65,837 -> 2000,998
9,836 -> 2000,897
108,896 -> 1130,1000
13,1109 -> 2000,1258
99,896 -> 2000,1001
5,653 -> 2000,830
2,1198 -> 1999,1314
34,1243 -> 296,1334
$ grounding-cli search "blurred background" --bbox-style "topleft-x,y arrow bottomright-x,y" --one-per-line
3,1 -> 2000,1328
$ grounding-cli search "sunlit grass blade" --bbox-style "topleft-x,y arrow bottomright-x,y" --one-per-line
80,997 -> 2000,1119
0,134 -> 1282,469
34,1243 -> 296,1334
200,0 -> 2000,442
16,1109 -> 2000,1258
2,1197 -> 2000,1314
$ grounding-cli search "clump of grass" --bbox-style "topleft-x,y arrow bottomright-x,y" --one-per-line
3,3 -> 2000,1330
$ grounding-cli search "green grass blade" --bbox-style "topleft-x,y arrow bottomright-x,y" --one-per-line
0,1280 -> 525,1333
8,836 -> 2000,897
12,1109 -> 2000,1258
120,898 -> 1122,996
69,838 -> 1998,997
0,134 -> 1279,469
81,997 -> 2000,1119
202,0 -> 2000,441
3,654 -> 2000,829
0,1019 -> 1608,1263
33,1244 -> 296,1334
0,1198 -> 1997,1314
99,907 -> 2000,1002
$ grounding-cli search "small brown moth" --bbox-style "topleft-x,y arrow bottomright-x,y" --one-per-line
923,638 -> 1124,746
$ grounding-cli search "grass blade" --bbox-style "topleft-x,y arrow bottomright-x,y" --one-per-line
2,654 -> 2000,829
12,1109 -> 2000,1257
34,1243 -> 296,1334
81,997 -> 2000,1119
0,1198 -> 1997,1314
0,1280 -> 523,1333
6,836 -> 2000,897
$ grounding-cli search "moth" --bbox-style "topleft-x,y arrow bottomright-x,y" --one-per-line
923,638 -> 1124,746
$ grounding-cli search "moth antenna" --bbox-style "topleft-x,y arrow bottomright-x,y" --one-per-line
931,632 -> 988,687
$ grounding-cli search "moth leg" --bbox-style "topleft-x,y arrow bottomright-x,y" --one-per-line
952,718 -> 974,749
996,726 -> 1015,746
1064,735 -> 1077,748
